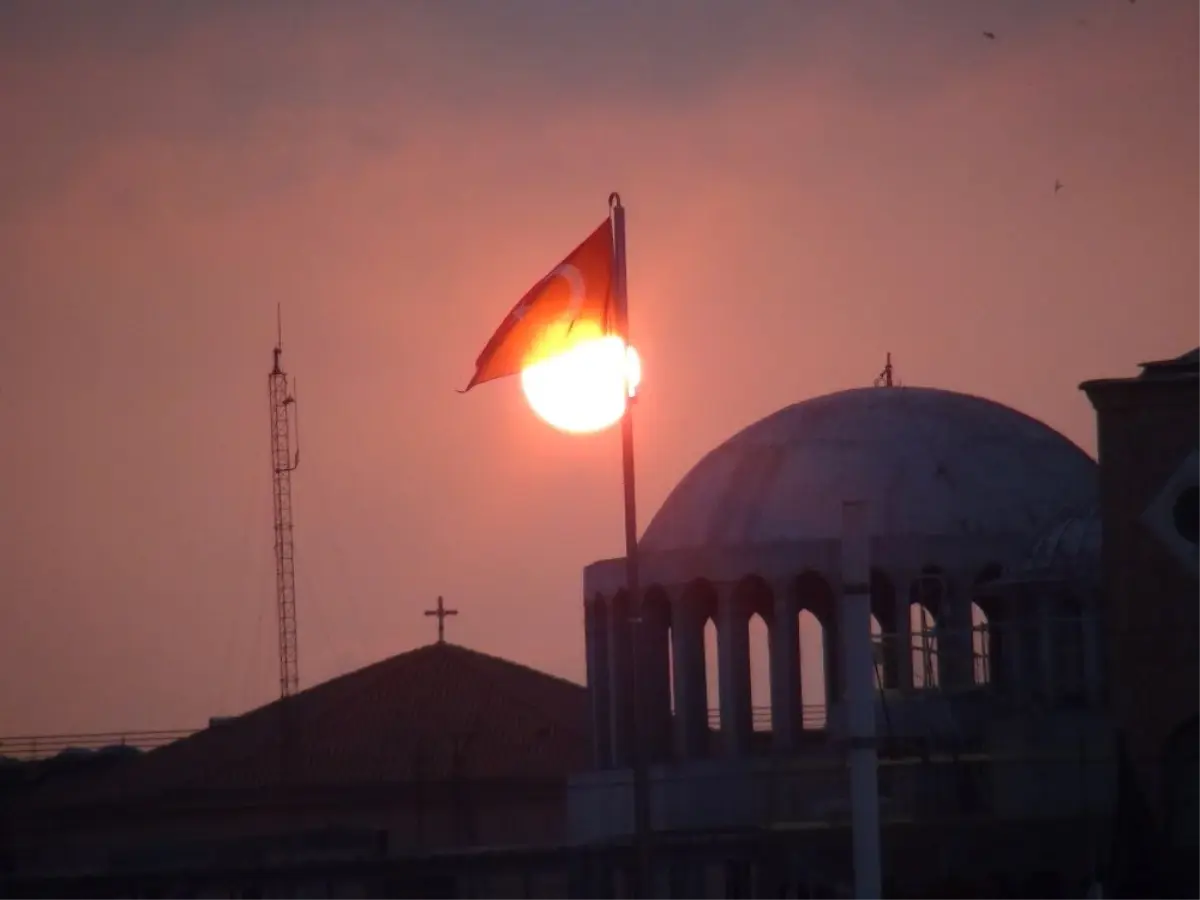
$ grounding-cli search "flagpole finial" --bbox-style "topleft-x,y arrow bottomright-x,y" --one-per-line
608,192 -> 622,210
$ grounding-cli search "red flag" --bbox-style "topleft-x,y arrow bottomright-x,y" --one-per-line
460,219 -> 614,393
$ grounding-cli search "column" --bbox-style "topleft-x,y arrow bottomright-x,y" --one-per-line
935,574 -> 975,691
998,613 -> 1014,695
717,584 -> 754,758
869,573 -> 900,691
758,849 -> 788,900
641,592 -> 674,763
1083,600 -> 1103,709
667,858 -> 691,899
824,606 -> 842,711
585,595 -> 612,769
1038,598 -> 1055,704
842,501 -> 882,900
607,590 -> 635,768
724,860 -> 752,898
1004,591 -> 1031,702
770,579 -> 803,753
593,853 -> 615,899
671,595 -> 709,760
893,570 -> 915,693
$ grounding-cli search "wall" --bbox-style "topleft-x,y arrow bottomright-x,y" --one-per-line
5,779 -> 568,881
985,709 -> 1117,820
567,746 -> 1110,845
1082,363 -> 1199,825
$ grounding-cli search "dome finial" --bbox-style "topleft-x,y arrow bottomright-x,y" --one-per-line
874,353 -> 897,388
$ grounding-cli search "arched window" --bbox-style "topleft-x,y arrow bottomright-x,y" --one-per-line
796,571 -> 836,728
971,602 -> 991,685
705,617 -> 720,733
910,602 -> 939,689
910,570 -> 943,689
798,610 -> 825,729
972,564 -> 1004,690
1053,594 -> 1086,703
870,614 -> 885,690
748,612 -> 771,731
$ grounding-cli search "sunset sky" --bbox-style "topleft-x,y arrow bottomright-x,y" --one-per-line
0,0 -> 1195,735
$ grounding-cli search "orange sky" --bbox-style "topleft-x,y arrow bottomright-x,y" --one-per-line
0,0 -> 1196,735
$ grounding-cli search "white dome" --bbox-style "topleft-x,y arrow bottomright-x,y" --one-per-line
641,386 -> 1097,552
1017,507 -> 1102,587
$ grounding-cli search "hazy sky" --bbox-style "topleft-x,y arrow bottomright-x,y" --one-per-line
0,0 -> 1195,735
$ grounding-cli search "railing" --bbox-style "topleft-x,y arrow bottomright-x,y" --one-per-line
0,729 -> 198,762
569,749 -> 1118,843
706,705 -> 828,732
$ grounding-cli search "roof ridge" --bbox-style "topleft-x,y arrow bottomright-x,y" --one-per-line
155,644 -> 465,768
445,645 -> 587,736
195,643 -> 582,741
438,641 -> 584,691
323,642 -> 585,756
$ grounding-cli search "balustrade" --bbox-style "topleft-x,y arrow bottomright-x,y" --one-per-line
0,729 -> 196,761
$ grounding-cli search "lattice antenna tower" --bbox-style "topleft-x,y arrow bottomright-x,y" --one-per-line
269,305 -> 301,699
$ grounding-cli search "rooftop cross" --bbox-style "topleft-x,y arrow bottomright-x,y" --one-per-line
424,596 -> 458,644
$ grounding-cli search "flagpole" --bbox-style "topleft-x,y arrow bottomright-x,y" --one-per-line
609,191 -> 653,896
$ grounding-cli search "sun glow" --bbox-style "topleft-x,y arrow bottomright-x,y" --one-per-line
520,336 -> 642,434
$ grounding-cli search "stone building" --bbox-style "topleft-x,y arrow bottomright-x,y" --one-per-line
1081,347 -> 1199,897
573,383 -> 1117,892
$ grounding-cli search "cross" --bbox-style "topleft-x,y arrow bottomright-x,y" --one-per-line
424,596 -> 458,644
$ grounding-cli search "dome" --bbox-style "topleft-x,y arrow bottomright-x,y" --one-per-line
1015,507 -> 1102,587
641,386 -> 1097,552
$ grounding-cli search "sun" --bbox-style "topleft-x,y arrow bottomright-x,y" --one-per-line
520,336 -> 642,434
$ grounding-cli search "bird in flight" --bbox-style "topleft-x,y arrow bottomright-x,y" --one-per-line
1054,180 -> 1064,194
983,31 -> 996,40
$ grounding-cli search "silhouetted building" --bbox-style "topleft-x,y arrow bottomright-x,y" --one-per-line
575,385 -> 1113,895
1082,346 -> 1199,898
2,643 -> 589,897
4,361 -> 1196,898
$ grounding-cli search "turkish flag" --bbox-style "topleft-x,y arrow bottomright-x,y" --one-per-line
460,219 -> 614,392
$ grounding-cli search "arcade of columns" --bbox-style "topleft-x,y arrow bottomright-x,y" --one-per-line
583,565 -> 1103,770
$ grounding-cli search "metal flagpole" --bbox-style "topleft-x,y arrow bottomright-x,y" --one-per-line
609,191 -> 653,897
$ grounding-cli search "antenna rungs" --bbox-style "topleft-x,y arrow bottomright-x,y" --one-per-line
269,316 -> 301,700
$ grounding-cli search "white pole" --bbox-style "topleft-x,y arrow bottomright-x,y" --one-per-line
842,500 -> 882,899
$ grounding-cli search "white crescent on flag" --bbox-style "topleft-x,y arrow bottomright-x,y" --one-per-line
547,263 -> 587,323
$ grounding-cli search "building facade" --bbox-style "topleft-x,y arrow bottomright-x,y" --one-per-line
1082,347 -> 1199,896
5,359 -> 1195,898
573,384 -> 1116,892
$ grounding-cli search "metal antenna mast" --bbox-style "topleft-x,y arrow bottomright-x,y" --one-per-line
874,352 -> 896,388
269,305 -> 301,699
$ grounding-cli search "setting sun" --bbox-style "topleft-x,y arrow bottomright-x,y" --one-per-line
520,336 -> 642,434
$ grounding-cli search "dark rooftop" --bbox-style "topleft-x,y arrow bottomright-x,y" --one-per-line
1139,347 -> 1200,378
17,642 -> 589,812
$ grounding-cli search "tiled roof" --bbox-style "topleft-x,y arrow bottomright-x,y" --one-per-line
21,643 -> 589,811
